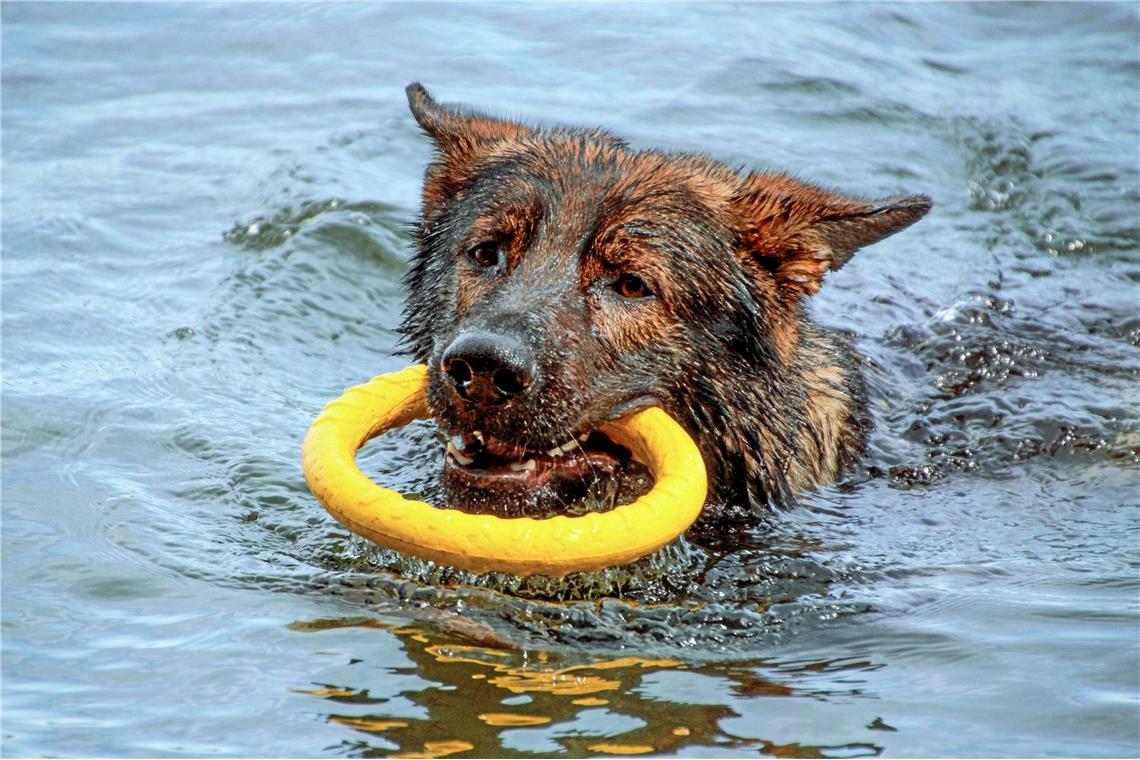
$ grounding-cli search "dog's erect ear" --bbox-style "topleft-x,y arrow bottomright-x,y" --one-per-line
407,83 -> 528,159
733,173 -> 931,298
406,83 -> 531,207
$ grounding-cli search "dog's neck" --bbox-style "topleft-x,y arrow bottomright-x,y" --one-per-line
788,324 -> 869,492
667,321 -> 868,511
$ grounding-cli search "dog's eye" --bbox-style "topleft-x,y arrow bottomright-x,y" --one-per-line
467,241 -> 500,268
613,273 -> 653,299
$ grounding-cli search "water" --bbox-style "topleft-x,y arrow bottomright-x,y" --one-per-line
3,3 -> 1138,757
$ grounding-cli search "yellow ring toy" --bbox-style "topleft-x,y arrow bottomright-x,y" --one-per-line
301,364 -> 707,577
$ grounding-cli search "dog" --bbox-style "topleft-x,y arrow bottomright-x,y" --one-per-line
399,83 -> 930,518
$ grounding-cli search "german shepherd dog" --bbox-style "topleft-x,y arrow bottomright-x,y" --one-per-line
400,84 -> 930,518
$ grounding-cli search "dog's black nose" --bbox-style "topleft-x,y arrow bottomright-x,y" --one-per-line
441,331 -> 536,405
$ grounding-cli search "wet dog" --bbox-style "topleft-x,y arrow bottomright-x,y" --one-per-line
400,83 -> 930,517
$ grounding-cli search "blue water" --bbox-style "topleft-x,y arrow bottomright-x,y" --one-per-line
3,3 -> 1138,757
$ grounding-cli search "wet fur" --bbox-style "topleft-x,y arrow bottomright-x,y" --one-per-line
399,84 -> 930,514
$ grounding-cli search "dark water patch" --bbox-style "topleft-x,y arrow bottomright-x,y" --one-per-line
863,248 -> 1140,490
952,114 -> 1140,260
955,116 -> 1035,214
225,197 -> 407,258
703,57 -> 863,102
297,564 -> 867,663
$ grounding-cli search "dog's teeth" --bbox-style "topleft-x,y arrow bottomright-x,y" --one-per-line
447,441 -> 474,466
545,440 -> 577,457
473,430 -> 484,443
509,459 -> 537,472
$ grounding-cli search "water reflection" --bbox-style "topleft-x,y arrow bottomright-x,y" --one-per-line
290,617 -> 884,758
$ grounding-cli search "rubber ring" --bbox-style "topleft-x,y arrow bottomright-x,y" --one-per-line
302,365 -> 707,577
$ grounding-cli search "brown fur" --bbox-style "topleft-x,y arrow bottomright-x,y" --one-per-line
399,84 -> 931,516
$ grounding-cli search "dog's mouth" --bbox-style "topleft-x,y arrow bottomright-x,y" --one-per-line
445,429 -> 628,486
440,429 -> 643,517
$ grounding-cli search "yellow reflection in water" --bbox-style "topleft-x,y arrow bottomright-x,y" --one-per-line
390,739 -> 475,759
477,712 -> 553,727
426,644 -> 681,697
329,715 -> 408,732
290,686 -> 358,698
588,742 -> 658,754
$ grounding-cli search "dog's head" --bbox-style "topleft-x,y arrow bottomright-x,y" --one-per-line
399,84 -> 930,515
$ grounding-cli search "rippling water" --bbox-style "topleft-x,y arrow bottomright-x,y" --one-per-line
3,3 -> 1138,757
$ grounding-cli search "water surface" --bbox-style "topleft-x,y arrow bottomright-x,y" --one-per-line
3,3 -> 1138,757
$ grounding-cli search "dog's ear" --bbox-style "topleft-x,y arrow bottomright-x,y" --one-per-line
407,83 -> 529,204
732,173 -> 931,298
